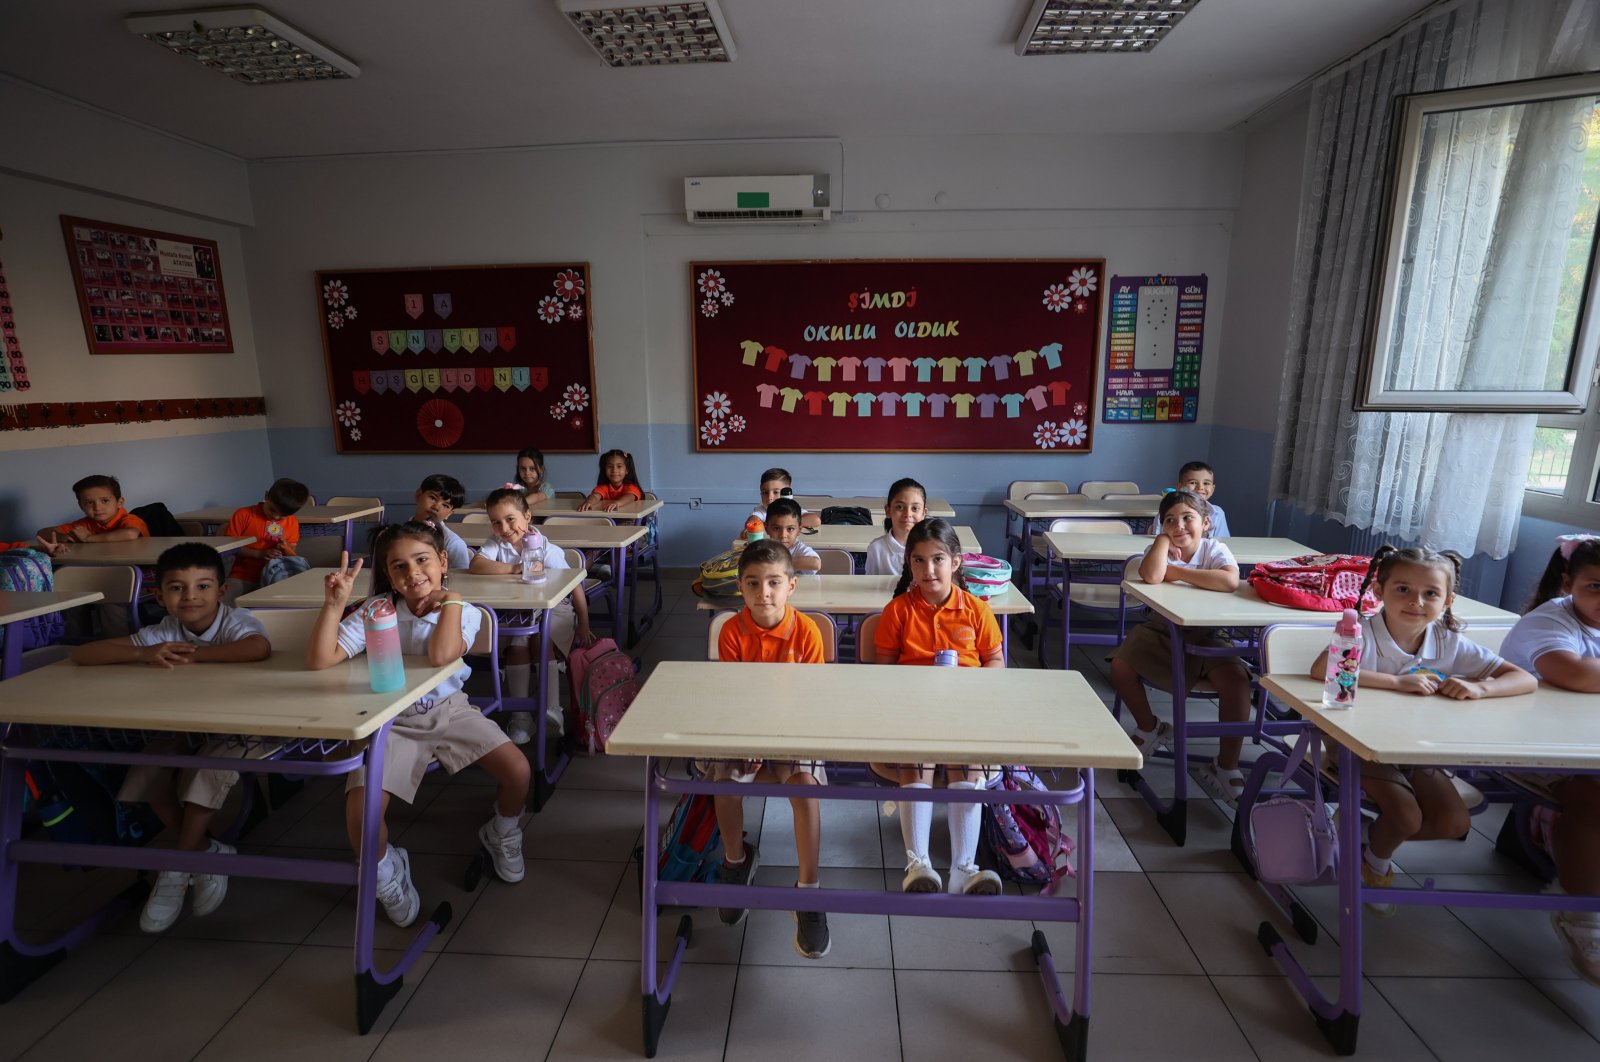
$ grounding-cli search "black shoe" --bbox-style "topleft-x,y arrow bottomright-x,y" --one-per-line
794,908 -> 831,959
716,842 -> 758,925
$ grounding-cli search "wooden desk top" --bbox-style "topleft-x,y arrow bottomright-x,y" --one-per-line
1042,534 -> 1314,565
791,495 -> 956,518
799,525 -> 982,554
606,661 -> 1142,769
1121,581 -> 1518,628
0,610 -> 461,741
1261,674 -> 1600,769
0,590 -> 105,625
542,524 -> 648,550
1005,497 -> 1159,520
695,575 -> 1034,617
533,497 -> 663,520
236,567 -> 585,610
175,504 -> 384,525
55,537 -> 256,566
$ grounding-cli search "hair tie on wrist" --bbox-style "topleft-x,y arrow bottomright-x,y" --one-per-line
1557,533 -> 1600,559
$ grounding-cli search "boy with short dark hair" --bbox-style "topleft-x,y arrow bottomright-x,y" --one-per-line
745,467 -> 821,537
412,473 -> 473,570
1176,461 -> 1231,538
703,538 -> 830,958
764,497 -> 821,572
72,542 -> 271,932
223,477 -> 311,599
37,474 -> 148,545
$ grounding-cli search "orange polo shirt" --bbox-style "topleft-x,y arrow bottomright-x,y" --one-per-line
718,605 -> 824,664
591,482 -> 644,503
53,508 -> 148,540
222,503 -> 300,582
875,585 -> 1002,667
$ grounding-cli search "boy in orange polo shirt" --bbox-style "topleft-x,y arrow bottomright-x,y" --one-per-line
702,538 -> 830,958
36,474 -> 148,545
223,477 -> 311,600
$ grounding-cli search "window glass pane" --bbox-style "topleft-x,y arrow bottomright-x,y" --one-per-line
1527,426 -> 1577,493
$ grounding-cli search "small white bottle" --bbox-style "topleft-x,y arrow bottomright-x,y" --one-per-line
520,530 -> 547,584
1321,608 -> 1363,710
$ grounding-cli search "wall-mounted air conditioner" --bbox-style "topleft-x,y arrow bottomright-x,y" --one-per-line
684,175 -> 831,224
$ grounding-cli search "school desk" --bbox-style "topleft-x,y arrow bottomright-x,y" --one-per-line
0,590 -> 104,678
52,537 -> 255,567
543,524 -> 647,647
1246,675 -> 1600,1055
0,609 -> 462,1033
237,568 -> 586,810
790,494 -> 957,518
1004,497 -> 1161,593
176,502 -> 385,554
797,523 -> 982,555
1115,581 -> 1518,845
606,661 -> 1142,1061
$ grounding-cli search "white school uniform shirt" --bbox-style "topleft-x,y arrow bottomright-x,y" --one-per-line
1205,503 -> 1231,540
476,535 -> 570,570
132,604 -> 267,647
864,533 -> 905,576
439,524 -> 474,572
789,540 -> 819,563
1359,610 -> 1503,680
1161,537 -> 1237,571
1501,597 -> 1600,680
336,598 -> 481,706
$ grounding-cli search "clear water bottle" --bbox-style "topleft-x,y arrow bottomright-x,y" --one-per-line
1321,609 -> 1363,710
362,597 -> 406,694
520,530 -> 547,584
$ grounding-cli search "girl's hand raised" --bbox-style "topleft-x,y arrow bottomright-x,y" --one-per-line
323,551 -> 364,609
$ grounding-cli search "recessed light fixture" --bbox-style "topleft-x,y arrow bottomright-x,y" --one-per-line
556,1 -> 736,67
126,7 -> 359,84
1015,0 -> 1202,55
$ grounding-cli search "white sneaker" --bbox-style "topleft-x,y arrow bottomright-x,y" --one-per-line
949,863 -> 1002,896
478,818 -> 526,883
902,858 -> 942,893
1553,912 -> 1600,987
191,839 -> 236,917
140,869 -> 190,933
546,705 -> 565,737
375,846 -> 420,928
506,712 -> 534,745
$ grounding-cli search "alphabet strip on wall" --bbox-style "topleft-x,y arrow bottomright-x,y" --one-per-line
0,395 -> 265,431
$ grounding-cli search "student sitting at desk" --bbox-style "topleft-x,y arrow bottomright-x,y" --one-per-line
72,542 -> 271,933
222,476 -> 310,600
864,477 -> 927,576
1502,534 -> 1600,982
35,473 -> 149,546
1312,545 -> 1535,916
308,526 -> 531,927
763,497 -> 821,573
1109,489 -> 1254,806
1175,461 -> 1230,539
872,518 -> 1005,897
703,538 -> 830,958
578,449 -> 645,512
513,446 -> 557,505
412,473 -> 474,571
742,467 -> 821,538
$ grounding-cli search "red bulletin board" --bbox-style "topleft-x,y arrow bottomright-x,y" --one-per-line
689,259 -> 1102,452
61,215 -> 233,355
317,263 -> 597,454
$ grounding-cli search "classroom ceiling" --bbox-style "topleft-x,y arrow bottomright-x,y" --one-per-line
0,0 -> 1437,159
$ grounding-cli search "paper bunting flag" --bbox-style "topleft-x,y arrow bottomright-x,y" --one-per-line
389,329 -> 407,354
497,327 -> 516,352
404,293 -> 424,319
440,368 -> 460,392
531,366 -> 548,392
386,369 -> 405,393
494,367 -> 513,392
425,329 -> 443,354
443,328 -> 461,353
475,366 -> 494,391
480,327 -> 498,353
511,366 -> 530,391
433,293 -> 453,319
406,330 -> 424,354
422,367 -> 441,392
352,370 -> 371,394
460,327 -> 479,352
459,368 -> 477,393
372,371 -> 391,395
370,331 -> 390,355
404,368 -> 423,393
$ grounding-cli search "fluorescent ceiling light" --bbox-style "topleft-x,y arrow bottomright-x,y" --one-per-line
556,1 -> 736,67
126,7 -> 359,84
1016,0 -> 1202,55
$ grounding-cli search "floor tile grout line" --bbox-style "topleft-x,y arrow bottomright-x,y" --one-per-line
187,939 -> 301,1062
7,930 -> 159,1061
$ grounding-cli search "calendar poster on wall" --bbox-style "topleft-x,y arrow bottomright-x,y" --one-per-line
1101,274 -> 1206,423
690,259 -> 1104,453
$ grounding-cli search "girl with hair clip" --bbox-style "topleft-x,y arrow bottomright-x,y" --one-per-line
307,523 -> 531,928
1310,544 -> 1535,915
871,518 -> 1006,897
513,447 -> 556,504
1501,534 -> 1600,983
864,477 -> 927,576
579,449 -> 644,512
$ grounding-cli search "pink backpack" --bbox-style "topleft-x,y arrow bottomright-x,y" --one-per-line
1247,554 -> 1379,613
979,769 -> 1076,894
565,638 -> 639,755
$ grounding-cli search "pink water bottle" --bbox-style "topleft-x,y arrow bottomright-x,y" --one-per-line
362,598 -> 406,693
1321,609 -> 1363,710
520,530 -> 547,583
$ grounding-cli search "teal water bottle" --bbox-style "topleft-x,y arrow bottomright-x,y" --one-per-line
362,598 -> 406,694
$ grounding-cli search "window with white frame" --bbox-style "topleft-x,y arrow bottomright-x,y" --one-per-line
1525,379 -> 1600,525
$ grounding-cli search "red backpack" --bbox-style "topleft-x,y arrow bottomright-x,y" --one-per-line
1247,553 -> 1380,613
565,637 -> 639,755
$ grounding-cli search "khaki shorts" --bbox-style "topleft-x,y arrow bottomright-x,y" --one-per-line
345,692 -> 509,804
695,759 -> 828,786
1111,616 -> 1248,693
117,735 -> 278,811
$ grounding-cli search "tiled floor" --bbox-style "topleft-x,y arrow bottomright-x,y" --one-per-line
2,572 -> 1597,1060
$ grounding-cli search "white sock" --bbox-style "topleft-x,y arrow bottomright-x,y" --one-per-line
949,781 -> 982,870
506,663 -> 531,698
1363,845 -> 1391,876
796,880 -> 819,889
493,810 -> 520,836
376,844 -> 397,884
900,782 -> 932,864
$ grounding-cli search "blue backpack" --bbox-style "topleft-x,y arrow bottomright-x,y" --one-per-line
657,793 -> 723,882
0,548 -> 63,655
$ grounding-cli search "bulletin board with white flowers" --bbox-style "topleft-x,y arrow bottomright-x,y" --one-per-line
689,259 -> 1103,453
316,263 -> 596,454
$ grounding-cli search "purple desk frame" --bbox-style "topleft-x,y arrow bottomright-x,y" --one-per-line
637,761 -> 1097,1060
482,606 -> 567,812
1039,544 -> 1141,669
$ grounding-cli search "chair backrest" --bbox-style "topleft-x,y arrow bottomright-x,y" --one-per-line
802,611 -> 838,663
857,613 -> 882,664
707,610 -> 735,660
643,491 -> 659,501
178,520 -> 206,536
562,547 -> 588,574
1461,623 -> 1513,655
1009,480 -> 1071,502
1045,518 -> 1133,535
543,514 -> 611,525
468,604 -> 498,657
54,565 -> 138,605
1024,492 -> 1087,503
816,548 -> 854,575
327,496 -> 383,511
1122,556 -> 1145,581
1104,493 -> 1165,503
251,607 -> 317,654
1079,481 -> 1139,500
1261,624 -> 1340,676
460,512 -> 491,525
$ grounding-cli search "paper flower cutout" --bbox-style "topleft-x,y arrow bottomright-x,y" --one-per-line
336,401 -> 362,427
1073,401 -> 1088,417
727,414 -> 746,432
700,419 -> 729,446
563,383 -> 590,411
553,269 -> 585,302
1067,267 -> 1098,297
1073,298 -> 1088,314
550,402 -> 569,419
700,298 -> 721,318
417,398 -> 464,448
322,279 -> 348,307
702,391 -> 731,419
327,310 -> 345,329
719,291 -> 735,307
343,305 -> 358,321
697,269 -> 727,297
1042,284 -> 1070,313
566,302 -> 584,321
537,296 -> 565,324
1033,421 -> 1059,449
1061,419 -> 1088,446
349,427 -> 362,442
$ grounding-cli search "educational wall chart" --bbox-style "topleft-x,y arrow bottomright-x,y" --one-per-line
60,216 -> 233,355
1101,274 -> 1206,423
317,263 -> 596,454
690,259 -> 1103,453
